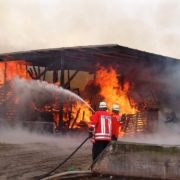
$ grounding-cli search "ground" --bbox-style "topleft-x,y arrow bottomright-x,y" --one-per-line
0,141 -> 160,180
0,128 -> 92,180
0,124 -> 174,180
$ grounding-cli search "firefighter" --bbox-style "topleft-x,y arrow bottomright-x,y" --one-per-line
111,104 -> 121,141
89,101 -> 112,162
165,111 -> 179,124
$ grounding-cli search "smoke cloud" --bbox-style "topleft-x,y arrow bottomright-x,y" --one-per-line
0,119 -> 90,149
0,0 -> 180,58
120,111 -> 180,145
11,77 -> 94,112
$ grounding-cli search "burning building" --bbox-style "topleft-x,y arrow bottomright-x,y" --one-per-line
0,44 -> 179,135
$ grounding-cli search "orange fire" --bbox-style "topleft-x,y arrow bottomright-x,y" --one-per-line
70,101 -> 93,129
0,61 -> 31,83
0,63 -> 5,84
71,66 -> 138,130
0,61 -> 32,120
94,66 -> 137,115
0,61 -> 139,133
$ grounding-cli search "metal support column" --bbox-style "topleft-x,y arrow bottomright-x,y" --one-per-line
59,54 -> 64,132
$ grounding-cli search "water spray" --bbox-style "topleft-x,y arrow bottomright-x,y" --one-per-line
12,77 -> 95,113
10,77 -> 95,179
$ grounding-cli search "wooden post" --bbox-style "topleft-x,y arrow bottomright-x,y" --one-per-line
26,65 -> 28,78
34,59 -> 59,80
71,108 -> 81,129
53,70 -> 58,83
38,66 -> 40,76
33,66 -> 38,77
59,54 -> 64,132
43,67 -> 47,81
3,63 -> 7,119
67,69 -> 71,90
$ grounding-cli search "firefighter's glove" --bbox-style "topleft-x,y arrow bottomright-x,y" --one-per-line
112,135 -> 117,141
88,128 -> 93,138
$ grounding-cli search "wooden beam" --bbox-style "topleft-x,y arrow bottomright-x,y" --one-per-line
33,59 -> 59,80
67,69 -> 71,89
60,54 -> 65,87
63,59 -> 87,88
33,66 -> 38,78
64,69 -> 80,89
43,67 -> 46,81
59,54 -> 65,131
70,108 -> 81,129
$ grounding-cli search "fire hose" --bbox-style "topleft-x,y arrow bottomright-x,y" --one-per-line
37,136 -> 90,180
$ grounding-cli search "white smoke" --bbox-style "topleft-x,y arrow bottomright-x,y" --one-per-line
0,0 -> 180,58
0,124 -> 90,147
120,112 -> 180,145
11,77 -> 94,111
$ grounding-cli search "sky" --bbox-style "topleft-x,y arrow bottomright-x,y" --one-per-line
0,0 -> 180,58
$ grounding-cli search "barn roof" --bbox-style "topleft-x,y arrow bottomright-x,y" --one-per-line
0,44 -> 179,72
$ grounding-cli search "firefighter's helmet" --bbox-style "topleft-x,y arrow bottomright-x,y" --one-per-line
112,104 -> 120,112
99,101 -> 107,109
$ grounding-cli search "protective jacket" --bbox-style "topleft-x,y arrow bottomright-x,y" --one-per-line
90,110 -> 112,141
89,115 -> 95,143
111,113 -> 121,138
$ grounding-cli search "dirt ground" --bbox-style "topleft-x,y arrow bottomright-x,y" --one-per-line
0,127 -> 93,180
0,141 -> 159,180
0,144 -> 92,180
0,123 -> 176,180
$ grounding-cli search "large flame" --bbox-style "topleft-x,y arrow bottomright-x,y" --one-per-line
0,61 -> 31,83
0,61 -> 140,133
0,61 -> 32,120
70,66 -> 138,131
0,63 -> 5,84
95,66 -> 137,115
70,101 -> 93,128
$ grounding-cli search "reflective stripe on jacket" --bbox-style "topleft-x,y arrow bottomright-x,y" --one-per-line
91,110 -> 112,141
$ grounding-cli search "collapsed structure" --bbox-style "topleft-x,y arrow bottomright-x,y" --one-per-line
0,44 -> 179,135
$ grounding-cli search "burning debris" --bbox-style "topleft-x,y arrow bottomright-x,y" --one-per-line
0,61 -> 159,136
1,44 -> 180,136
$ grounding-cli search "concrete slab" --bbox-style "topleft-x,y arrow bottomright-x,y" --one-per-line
92,141 -> 180,180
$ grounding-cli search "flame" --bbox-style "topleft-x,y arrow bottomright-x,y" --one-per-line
0,61 -> 31,83
70,101 -> 93,129
95,66 -> 137,115
6,61 -> 31,81
70,66 -> 138,133
0,60 -> 142,134
0,61 -> 32,120
0,63 -> 5,84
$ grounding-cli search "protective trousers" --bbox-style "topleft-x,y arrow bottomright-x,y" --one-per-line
92,141 -> 110,161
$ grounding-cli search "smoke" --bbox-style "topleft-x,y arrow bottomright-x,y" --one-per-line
0,0 -> 180,58
120,111 -> 180,145
0,121 -> 91,180
121,125 -> 180,145
0,120 -> 90,147
11,77 -> 93,111
11,77 -> 82,102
